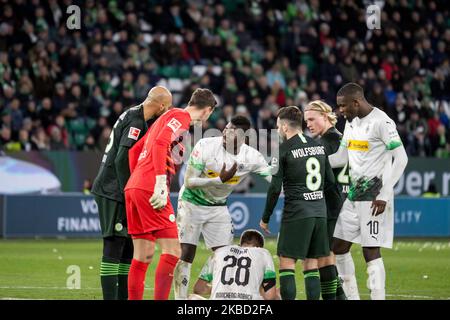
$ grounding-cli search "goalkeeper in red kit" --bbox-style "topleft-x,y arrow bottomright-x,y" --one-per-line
125,88 -> 217,300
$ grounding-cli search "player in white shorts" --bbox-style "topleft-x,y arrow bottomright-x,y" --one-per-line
328,83 -> 408,300
191,229 -> 278,300
173,115 -> 272,299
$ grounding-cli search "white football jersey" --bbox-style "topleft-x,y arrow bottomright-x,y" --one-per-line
180,137 -> 271,206
199,245 -> 276,300
341,108 -> 402,188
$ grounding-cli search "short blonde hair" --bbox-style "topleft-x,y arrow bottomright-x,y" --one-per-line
305,100 -> 337,126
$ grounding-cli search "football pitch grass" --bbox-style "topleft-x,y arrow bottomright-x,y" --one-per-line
0,238 -> 449,300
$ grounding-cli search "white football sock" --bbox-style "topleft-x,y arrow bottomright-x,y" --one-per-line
366,258 -> 386,300
173,260 -> 192,300
335,252 -> 360,300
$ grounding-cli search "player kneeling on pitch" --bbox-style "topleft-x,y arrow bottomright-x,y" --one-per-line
190,229 -> 278,300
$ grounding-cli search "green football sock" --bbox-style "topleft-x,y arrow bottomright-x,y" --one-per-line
319,265 -> 337,300
335,265 -> 347,300
118,261 -> 131,300
279,269 -> 296,300
100,256 -> 119,300
303,269 -> 321,300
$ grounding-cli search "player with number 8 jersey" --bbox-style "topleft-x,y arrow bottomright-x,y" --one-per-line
260,106 -> 342,300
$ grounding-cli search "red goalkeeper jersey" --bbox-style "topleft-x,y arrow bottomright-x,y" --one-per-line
125,108 -> 191,192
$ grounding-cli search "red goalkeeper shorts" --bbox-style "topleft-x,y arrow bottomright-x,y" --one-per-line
125,188 -> 178,240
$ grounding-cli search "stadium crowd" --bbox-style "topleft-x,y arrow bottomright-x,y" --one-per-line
0,0 -> 449,157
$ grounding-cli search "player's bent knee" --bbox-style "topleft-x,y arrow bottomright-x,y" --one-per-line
279,256 -> 296,270
362,247 -> 381,262
133,251 -> 154,263
159,239 -> 182,258
103,236 -> 127,260
302,258 -> 318,271
132,239 -> 155,263
317,254 -> 335,268
121,237 -> 134,261
180,243 -> 197,263
331,238 -> 352,255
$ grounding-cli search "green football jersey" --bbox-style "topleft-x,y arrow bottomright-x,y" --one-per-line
262,133 -> 342,223
91,104 -> 147,203
320,127 -> 350,218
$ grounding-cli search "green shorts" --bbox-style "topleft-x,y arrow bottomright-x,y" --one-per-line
95,196 -> 129,238
277,217 -> 329,260
327,217 -> 338,248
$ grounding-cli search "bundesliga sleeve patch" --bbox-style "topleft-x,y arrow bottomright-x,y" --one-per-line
128,127 -> 141,140
167,118 -> 182,132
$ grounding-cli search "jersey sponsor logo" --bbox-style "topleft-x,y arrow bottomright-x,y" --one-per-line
347,140 -> 369,151
206,170 -> 240,184
167,118 -> 182,132
128,127 -> 141,140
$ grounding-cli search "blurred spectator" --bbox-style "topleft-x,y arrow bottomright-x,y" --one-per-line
18,129 -> 37,151
49,126 -> 66,150
83,134 -> 98,151
406,110 -> 430,156
31,127 -> 50,151
0,126 -> 14,151
422,183 -> 441,198
83,179 -> 92,195
432,124 -> 450,158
